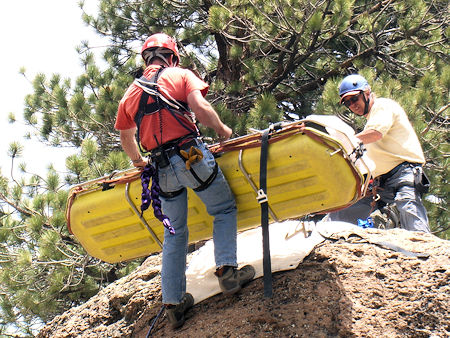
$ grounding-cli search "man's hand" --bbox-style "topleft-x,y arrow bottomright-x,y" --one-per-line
132,158 -> 148,168
217,124 -> 232,142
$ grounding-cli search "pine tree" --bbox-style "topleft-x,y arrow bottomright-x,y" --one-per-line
1,0 -> 448,333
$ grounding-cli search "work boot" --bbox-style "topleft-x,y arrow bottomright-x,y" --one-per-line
165,293 -> 194,329
215,265 -> 256,296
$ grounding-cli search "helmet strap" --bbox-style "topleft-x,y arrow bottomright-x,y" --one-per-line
167,54 -> 175,67
362,91 -> 370,116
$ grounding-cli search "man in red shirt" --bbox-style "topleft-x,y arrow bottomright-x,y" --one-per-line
115,33 -> 255,329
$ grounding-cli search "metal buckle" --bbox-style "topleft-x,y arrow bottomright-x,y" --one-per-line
256,189 -> 268,204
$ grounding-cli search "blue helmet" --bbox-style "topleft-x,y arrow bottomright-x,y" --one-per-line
338,74 -> 370,103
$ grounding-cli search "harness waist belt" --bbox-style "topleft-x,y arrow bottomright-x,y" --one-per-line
381,161 -> 421,181
167,138 -> 199,158
150,137 -> 199,168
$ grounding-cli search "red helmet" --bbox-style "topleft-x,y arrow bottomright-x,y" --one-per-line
141,33 -> 180,66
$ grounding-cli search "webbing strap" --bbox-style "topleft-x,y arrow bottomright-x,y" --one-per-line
192,162 -> 219,192
133,66 -> 197,152
134,67 -> 164,153
259,128 -> 272,298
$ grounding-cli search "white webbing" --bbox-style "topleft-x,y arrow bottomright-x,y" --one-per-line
133,78 -> 181,110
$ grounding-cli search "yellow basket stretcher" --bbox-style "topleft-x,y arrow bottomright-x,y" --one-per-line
66,116 -> 374,263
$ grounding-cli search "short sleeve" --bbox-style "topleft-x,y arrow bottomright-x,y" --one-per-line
114,86 -> 142,130
365,100 -> 394,136
183,69 -> 209,97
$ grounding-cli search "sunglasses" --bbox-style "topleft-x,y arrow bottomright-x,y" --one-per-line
342,93 -> 361,107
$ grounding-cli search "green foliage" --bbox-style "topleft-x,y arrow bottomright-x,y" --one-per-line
249,93 -> 283,129
209,5 -> 231,31
7,141 -> 23,159
1,143 -> 129,333
7,112 -> 16,123
1,0 -> 448,333
308,11 -> 323,31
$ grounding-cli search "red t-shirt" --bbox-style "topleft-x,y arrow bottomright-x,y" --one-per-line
115,65 -> 209,151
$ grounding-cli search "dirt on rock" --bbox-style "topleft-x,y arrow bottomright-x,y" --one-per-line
38,228 -> 449,338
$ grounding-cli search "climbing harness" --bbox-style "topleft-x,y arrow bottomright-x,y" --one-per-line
365,162 -> 430,229
133,66 -> 198,153
134,66 -> 220,230
150,137 -> 219,193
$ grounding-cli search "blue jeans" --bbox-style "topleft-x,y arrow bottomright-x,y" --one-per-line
157,142 -> 237,304
328,163 -> 430,233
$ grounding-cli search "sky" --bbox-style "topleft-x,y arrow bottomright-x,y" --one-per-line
0,0 -> 105,179
0,0 -> 106,333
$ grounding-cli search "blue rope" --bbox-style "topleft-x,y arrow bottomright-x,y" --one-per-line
146,305 -> 166,337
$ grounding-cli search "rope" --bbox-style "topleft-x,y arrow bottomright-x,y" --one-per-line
140,164 -> 175,235
145,305 -> 166,337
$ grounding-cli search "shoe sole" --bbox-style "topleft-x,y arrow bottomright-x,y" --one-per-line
220,266 -> 256,296
171,319 -> 185,329
167,294 -> 194,329
222,285 -> 242,296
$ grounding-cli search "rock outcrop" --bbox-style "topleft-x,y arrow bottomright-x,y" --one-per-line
38,228 -> 449,337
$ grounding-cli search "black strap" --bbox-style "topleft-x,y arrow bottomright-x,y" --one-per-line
259,128 -> 272,298
192,162 -> 219,192
159,187 -> 185,199
373,241 -> 430,259
134,67 -> 165,153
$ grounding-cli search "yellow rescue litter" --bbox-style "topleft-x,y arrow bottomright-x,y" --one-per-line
66,116 -> 374,263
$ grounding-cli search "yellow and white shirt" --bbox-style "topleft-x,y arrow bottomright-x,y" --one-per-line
364,97 -> 425,177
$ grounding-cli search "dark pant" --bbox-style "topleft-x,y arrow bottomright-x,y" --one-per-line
327,162 -> 430,233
